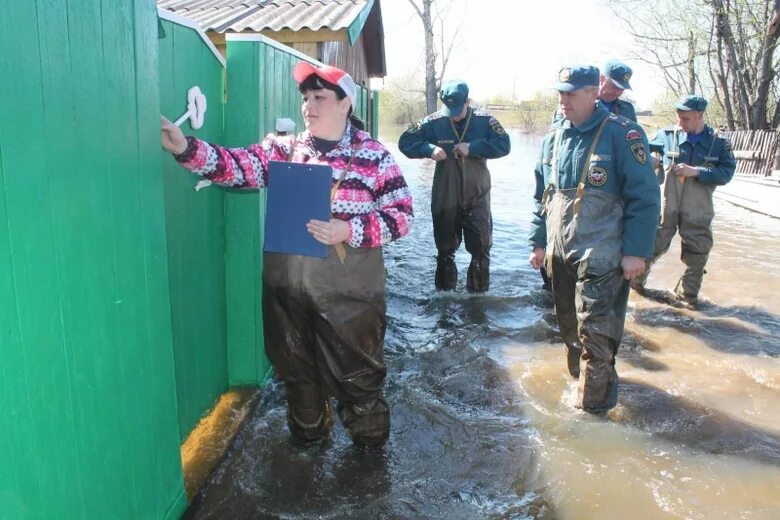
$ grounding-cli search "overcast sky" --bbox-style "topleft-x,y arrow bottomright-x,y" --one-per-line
379,0 -> 666,110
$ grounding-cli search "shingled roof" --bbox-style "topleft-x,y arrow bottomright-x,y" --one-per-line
158,0 -> 361,33
158,0 -> 385,76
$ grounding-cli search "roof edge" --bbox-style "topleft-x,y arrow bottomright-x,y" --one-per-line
158,8 -> 226,67
347,0 -> 376,45
225,33 -> 325,67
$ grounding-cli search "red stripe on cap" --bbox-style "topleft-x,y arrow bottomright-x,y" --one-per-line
293,62 -> 347,85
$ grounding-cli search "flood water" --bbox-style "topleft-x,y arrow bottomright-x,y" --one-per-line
185,130 -> 780,519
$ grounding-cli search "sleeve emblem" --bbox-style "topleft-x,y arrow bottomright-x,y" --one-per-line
489,117 -> 507,136
406,121 -> 421,134
625,129 -> 643,141
630,142 -> 647,164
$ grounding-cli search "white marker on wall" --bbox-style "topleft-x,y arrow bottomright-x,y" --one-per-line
174,86 -> 207,129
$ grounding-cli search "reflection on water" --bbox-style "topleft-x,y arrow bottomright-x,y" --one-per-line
185,130 -> 780,519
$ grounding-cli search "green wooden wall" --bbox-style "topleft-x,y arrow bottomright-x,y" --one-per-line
158,20 -> 230,441
0,1 -> 186,519
0,5 -> 376,517
372,90 -> 381,137
223,39 -> 300,386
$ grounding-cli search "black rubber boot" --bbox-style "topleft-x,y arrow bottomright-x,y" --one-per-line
540,267 -> 552,291
466,257 -> 490,292
565,342 -> 583,379
285,382 -> 334,443
337,395 -> 390,450
435,256 -> 457,291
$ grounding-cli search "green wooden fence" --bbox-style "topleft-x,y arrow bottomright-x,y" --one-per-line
1,3 -> 375,518
158,14 -> 231,442
1,1 -> 186,518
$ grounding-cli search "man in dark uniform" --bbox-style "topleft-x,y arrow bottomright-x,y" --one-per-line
596,59 -> 637,122
631,95 -> 736,306
541,59 -> 640,291
399,80 -> 511,292
529,65 -> 660,412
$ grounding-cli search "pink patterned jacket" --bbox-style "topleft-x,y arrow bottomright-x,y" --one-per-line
175,124 -> 413,249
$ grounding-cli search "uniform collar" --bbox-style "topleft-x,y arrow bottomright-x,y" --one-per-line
567,104 -> 609,133
677,124 -> 712,146
597,98 -> 616,110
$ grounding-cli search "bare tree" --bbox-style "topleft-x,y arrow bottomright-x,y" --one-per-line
605,0 -> 780,130
606,0 -> 709,96
405,0 -> 460,114
707,0 -> 780,129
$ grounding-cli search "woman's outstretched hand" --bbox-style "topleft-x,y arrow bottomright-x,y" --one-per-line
161,116 -> 188,155
307,219 -> 350,245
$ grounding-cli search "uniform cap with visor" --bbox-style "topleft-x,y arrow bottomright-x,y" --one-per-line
439,80 -> 469,117
603,59 -> 633,90
675,94 -> 708,111
553,65 -> 600,92
293,62 -> 357,110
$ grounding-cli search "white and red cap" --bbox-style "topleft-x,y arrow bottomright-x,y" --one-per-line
293,62 -> 357,110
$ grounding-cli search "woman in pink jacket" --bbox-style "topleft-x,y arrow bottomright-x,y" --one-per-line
161,63 -> 413,450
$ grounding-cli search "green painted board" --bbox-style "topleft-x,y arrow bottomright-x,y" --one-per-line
0,1 -> 186,517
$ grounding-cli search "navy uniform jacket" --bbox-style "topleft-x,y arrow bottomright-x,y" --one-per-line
398,107 -> 511,160
597,98 -> 637,122
649,125 -> 736,185
530,105 -> 661,257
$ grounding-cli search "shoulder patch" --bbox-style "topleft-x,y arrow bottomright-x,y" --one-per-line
625,129 -> 643,141
489,117 -> 507,136
427,111 -> 447,122
405,121 -> 421,134
630,142 -> 647,164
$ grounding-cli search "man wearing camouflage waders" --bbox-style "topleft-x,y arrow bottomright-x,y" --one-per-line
529,65 -> 660,412
631,95 -> 736,306
399,80 -> 511,292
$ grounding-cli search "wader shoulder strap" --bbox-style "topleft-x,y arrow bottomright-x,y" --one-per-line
448,108 -> 473,144
705,132 -> 717,162
540,129 -> 564,211
669,128 -> 686,184
573,117 -> 610,217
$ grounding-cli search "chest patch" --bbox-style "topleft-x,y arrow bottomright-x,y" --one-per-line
588,166 -> 608,186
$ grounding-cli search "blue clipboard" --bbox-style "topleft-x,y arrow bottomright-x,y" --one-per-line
264,161 -> 332,257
